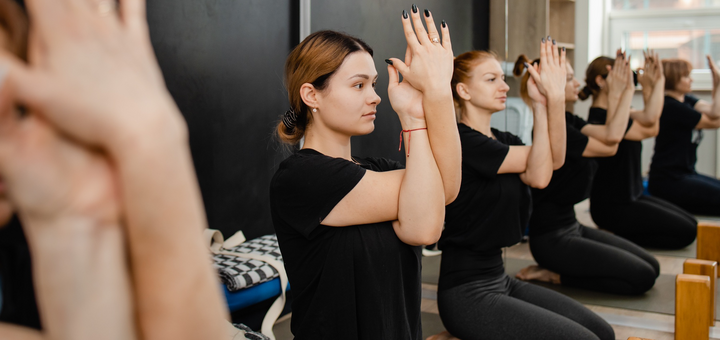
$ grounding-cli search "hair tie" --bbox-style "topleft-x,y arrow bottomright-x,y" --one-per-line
282,108 -> 297,131
581,86 -> 592,96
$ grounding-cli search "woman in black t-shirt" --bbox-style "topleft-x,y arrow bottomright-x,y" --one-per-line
436,40 -> 613,340
269,9 -> 461,340
581,53 -> 697,249
648,56 -> 720,216
516,52 -> 661,295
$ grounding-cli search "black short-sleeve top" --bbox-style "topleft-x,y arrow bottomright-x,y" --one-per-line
649,95 -> 702,181
438,124 -> 531,291
529,112 -> 597,236
587,107 -> 643,204
269,149 -> 421,340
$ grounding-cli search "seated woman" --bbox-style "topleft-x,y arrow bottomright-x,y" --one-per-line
583,53 -> 697,249
269,7 -> 461,339
516,51 -> 661,295
648,56 -> 720,217
436,39 -> 614,340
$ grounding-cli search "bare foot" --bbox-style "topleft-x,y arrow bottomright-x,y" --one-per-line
426,331 -> 461,340
515,265 -> 561,284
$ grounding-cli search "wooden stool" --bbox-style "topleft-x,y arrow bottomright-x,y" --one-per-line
683,259 -> 717,326
676,274 -> 712,340
697,222 -> 720,277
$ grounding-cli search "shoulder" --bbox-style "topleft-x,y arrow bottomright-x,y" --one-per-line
492,128 -> 524,146
271,149 -> 366,195
587,107 -> 607,124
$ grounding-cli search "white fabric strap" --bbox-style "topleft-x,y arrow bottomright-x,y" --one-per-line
206,229 -> 287,340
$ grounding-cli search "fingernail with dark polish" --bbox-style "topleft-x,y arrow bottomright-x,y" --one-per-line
552,39 -> 556,45
424,9 -> 430,17
562,47 -> 566,52
412,4 -> 418,13
442,20 -> 446,28
403,10 -> 408,19
385,59 -> 393,65
541,37 -> 545,43
524,62 -> 529,68
547,35 -> 551,40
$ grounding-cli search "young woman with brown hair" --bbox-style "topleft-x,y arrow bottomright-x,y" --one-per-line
435,40 -> 613,340
581,52 -> 697,249
269,6 -> 461,339
648,56 -> 720,216
516,51 -> 662,295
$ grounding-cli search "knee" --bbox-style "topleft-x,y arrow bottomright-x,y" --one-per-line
628,264 -> 658,294
592,320 -> 615,340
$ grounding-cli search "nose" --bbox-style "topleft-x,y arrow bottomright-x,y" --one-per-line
369,89 -> 381,105
574,79 -> 580,88
499,79 -> 510,92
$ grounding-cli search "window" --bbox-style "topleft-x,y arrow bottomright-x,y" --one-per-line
608,0 -> 720,90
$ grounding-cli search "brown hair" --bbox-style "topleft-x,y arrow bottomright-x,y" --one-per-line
578,56 -> 614,101
513,54 -> 539,107
277,30 -> 373,144
662,58 -> 692,91
0,0 -> 28,61
451,50 -> 498,117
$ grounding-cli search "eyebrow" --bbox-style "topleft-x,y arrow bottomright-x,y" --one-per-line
348,74 -> 378,80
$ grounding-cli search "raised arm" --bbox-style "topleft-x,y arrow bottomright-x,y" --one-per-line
0,0 -> 228,338
581,51 -> 633,144
630,50 -> 665,126
540,38 -> 567,170
694,55 -> 720,128
323,8 -> 458,246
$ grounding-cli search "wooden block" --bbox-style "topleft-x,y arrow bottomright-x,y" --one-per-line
676,274 -> 712,340
697,223 -> 720,277
628,338 -> 654,340
683,259 -> 717,326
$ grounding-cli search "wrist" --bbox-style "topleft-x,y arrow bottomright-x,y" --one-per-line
400,116 -> 428,130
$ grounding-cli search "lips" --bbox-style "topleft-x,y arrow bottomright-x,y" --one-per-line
362,111 -> 377,117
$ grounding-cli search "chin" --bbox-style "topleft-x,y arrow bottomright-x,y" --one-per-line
0,200 -> 14,228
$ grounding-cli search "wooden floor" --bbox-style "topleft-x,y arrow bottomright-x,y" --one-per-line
273,199 -> 718,340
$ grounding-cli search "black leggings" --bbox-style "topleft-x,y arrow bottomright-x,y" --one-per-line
590,195 -> 697,249
649,173 -> 720,216
530,222 -> 659,295
437,274 -> 614,340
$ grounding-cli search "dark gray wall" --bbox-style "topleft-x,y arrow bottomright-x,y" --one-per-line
312,1 -> 486,161
147,1 -> 295,239
145,1 -> 488,239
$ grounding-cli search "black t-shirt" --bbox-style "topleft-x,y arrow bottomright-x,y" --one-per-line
587,107 -> 643,204
0,216 -> 41,330
439,124 -> 531,291
269,149 -> 421,340
649,95 -> 702,181
530,112 -> 597,236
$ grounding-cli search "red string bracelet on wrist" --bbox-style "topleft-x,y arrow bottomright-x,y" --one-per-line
398,128 -> 427,157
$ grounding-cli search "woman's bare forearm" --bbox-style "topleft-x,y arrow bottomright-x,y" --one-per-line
546,97 -> 566,169
520,105 -> 553,188
109,115 -> 227,340
422,89 -> 462,204
22,217 -> 135,340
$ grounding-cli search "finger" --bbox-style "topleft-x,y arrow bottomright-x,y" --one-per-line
440,20 -> 452,51
400,10 -> 421,50
525,61 -> 542,84
387,62 -> 399,88
551,39 -> 559,67
707,54 -> 715,69
539,37 -> 548,68
0,51 -> 53,114
560,46 -> 567,70
423,9 -> 440,44
410,4 -> 431,45
24,0 -> 73,37
119,0 -> 147,30
387,58 -> 410,80
404,44 -> 412,67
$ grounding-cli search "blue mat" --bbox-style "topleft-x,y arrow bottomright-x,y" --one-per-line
224,278 -> 290,311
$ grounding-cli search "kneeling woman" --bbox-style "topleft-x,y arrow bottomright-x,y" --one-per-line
270,9 -> 461,340
437,40 -> 614,340
518,52 -> 661,295
648,56 -> 720,216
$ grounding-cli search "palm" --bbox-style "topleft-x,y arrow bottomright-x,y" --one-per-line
527,77 -> 546,106
388,79 -> 425,121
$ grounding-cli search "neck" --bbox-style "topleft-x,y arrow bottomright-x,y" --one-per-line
459,103 -> 494,136
665,90 -> 685,102
591,91 -> 609,110
301,123 -> 353,160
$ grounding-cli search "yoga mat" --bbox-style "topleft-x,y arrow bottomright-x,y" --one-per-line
646,240 -> 696,258
272,312 -> 447,339
421,255 -> 720,320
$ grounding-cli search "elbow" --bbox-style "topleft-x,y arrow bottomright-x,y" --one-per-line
528,174 -> 552,189
444,186 -> 460,205
606,135 -> 623,145
552,158 -> 565,171
396,213 -> 444,246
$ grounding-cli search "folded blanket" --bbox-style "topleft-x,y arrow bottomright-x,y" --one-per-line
213,234 -> 284,292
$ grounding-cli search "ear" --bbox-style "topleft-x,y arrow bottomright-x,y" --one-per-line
456,82 -> 472,101
595,75 -> 606,90
299,83 -> 320,110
